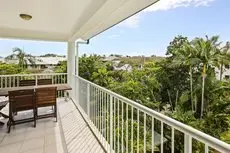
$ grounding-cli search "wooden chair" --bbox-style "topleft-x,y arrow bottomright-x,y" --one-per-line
8,89 -> 36,133
35,87 -> 57,121
19,80 -> 36,86
37,79 -> 52,85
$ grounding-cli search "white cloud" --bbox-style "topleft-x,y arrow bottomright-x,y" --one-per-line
119,0 -> 214,28
119,15 -> 140,28
144,0 -> 215,12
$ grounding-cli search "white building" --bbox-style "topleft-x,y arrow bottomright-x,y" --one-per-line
4,56 -> 66,70
102,56 -> 121,66
29,57 -> 66,70
114,64 -> 132,72
215,65 -> 230,80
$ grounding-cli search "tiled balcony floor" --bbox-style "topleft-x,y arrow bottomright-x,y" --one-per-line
0,98 -> 104,153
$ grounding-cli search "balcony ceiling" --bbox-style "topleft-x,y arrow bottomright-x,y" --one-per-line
0,0 -> 158,42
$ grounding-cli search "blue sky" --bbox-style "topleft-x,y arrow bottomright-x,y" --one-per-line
0,0 -> 229,57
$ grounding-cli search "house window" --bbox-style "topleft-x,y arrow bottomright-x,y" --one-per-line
225,64 -> 229,69
225,75 -> 230,79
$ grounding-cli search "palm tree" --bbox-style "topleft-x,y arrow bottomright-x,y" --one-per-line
5,47 -> 35,69
217,42 -> 230,81
192,35 -> 221,118
173,42 -> 200,112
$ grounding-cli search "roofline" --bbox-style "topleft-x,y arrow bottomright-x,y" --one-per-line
69,0 -> 159,41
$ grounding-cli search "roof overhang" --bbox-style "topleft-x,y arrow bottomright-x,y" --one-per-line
0,0 -> 159,42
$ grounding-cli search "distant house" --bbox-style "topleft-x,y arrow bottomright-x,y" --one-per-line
114,64 -> 132,72
215,65 -> 230,80
4,56 -> 66,70
27,57 -> 66,70
102,56 -> 121,66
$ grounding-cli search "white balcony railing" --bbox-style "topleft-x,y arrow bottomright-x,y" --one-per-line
0,73 -> 67,97
75,76 -> 230,153
0,73 -> 67,88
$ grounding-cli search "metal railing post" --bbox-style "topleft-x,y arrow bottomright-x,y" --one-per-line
184,134 -> 192,153
110,95 -> 113,152
87,83 -> 90,116
35,75 -> 38,86
17,76 -> 19,87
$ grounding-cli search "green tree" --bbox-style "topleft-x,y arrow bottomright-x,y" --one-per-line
5,47 -> 35,69
0,63 -> 24,75
166,35 -> 189,56
55,61 -> 67,73
79,54 -> 103,80
173,42 -> 200,111
192,35 -> 221,118
91,67 -> 113,87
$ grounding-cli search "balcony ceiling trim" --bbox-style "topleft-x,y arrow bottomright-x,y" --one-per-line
0,0 -> 159,42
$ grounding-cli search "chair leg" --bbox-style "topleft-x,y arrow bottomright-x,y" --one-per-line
55,105 -> 57,122
7,120 -> 11,133
34,109 -> 36,128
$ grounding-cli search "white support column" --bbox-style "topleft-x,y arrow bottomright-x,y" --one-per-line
75,43 -> 79,76
67,41 -> 75,100
75,43 -> 79,104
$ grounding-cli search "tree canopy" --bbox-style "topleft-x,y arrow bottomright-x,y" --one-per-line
55,35 -> 230,152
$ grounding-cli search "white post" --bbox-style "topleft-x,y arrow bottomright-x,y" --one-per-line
75,43 -> 79,76
35,75 -> 38,86
110,95 -> 113,152
184,134 -> 192,153
87,83 -> 90,116
75,43 -> 79,104
67,41 -> 75,99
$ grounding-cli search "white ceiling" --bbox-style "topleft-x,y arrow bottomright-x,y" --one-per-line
0,0 -> 159,42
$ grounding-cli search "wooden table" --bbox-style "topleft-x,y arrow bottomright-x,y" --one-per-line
0,84 -> 72,97
0,84 -> 72,126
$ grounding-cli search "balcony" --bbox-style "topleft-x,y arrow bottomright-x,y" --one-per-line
0,73 -> 229,153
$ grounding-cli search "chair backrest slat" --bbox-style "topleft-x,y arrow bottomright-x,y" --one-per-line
35,87 -> 57,107
19,80 -> 36,87
8,89 -> 35,112
37,79 -> 52,85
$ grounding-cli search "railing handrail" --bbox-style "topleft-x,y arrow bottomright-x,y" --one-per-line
76,75 -> 230,153
0,73 -> 67,77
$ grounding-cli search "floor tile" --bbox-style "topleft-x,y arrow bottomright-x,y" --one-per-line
21,148 -> 44,153
0,142 -> 22,153
1,132 -> 25,146
25,129 -> 45,140
44,144 -> 64,153
45,134 -> 62,146
20,137 -> 44,152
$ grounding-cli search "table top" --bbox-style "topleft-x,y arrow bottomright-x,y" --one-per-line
0,84 -> 72,96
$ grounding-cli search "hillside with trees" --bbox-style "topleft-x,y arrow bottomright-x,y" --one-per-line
118,56 -> 165,67
40,53 -> 65,57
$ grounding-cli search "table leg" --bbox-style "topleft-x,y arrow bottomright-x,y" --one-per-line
64,91 -> 68,102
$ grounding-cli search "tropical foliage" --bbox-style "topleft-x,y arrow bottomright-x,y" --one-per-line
5,47 -> 35,69
0,63 -> 25,75
56,35 -> 230,152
